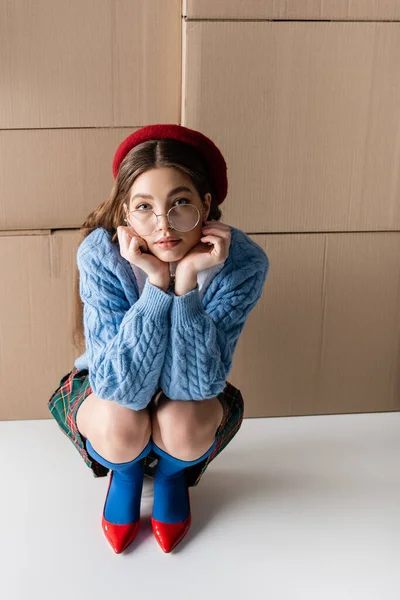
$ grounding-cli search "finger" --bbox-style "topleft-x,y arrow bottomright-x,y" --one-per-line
121,224 -> 136,239
124,226 -> 138,244
125,224 -> 139,237
200,234 -> 225,246
129,237 -> 140,253
202,225 -> 230,236
135,236 -> 148,252
201,235 -> 230,257
120,225 -> 134,240
130,236 -> 148,254
118,227 -> 130,252
201,230 -> 230,243
117,225 -> 126,239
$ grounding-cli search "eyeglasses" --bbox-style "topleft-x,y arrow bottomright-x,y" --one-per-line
125,204 -> 203,236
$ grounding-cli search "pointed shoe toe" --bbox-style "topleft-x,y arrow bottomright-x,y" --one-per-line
151,515 -> 191,553
101,516 -> 140,554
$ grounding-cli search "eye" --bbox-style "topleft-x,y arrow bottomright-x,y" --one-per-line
135,198 -> 190,210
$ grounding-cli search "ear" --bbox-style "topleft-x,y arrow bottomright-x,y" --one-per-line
202,193 -> 212,222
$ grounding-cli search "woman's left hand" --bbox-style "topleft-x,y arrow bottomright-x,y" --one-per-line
176,221 -> 231,277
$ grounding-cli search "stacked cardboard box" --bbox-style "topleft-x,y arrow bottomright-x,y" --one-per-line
0,0 -> 181,419
182,2 -> 400,416
1,0 -> 399,419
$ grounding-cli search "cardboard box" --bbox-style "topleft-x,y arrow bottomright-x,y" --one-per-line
1,230 -> 399,420
231,232 -> 400,417
0,230 -> 82,420
0,128 -> 136,230
0,0 -> 181,128
183,21 -> 400,232
183,0 -> 400,20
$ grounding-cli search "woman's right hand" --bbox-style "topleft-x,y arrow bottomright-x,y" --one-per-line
117,226 -> 170,289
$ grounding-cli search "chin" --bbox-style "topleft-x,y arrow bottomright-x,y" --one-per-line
151,247 -> 187,262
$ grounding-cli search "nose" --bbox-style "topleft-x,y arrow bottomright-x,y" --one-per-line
156,213 -> 172,231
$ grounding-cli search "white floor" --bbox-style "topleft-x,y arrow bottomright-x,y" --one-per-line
0,412 -> 399,600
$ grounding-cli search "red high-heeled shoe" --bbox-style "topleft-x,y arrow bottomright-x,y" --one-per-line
151,488 -> 191,553
101,472 -> 140,554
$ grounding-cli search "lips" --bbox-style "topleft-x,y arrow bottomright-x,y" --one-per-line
156,239 -> 181,249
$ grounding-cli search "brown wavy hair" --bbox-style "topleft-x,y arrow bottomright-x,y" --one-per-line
72,138 -> 223,354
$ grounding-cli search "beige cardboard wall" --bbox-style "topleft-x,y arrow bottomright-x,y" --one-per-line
184,0 -> 400,20
2,2 -> 399,421
183,21 -> 400,233
0,0 -> 182,232
230,232 -> 400,417
0,128 -> 136,230
1,230 -> 399,421
0,0 -> 181,128
0,230 -> 82,420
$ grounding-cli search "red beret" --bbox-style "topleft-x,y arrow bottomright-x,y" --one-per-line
112,123 -> 228,205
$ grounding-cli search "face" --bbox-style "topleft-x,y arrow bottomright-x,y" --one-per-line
124,167 -> 211,262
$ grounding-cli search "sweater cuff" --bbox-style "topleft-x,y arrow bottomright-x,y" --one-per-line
171,285 -> 206,327
134,278 -> 173,324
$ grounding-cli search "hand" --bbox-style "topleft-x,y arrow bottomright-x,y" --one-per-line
176,220 -> 231,278
117,225 -> 170,285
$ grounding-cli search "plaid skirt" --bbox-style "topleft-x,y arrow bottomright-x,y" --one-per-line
47,367 -> 244,487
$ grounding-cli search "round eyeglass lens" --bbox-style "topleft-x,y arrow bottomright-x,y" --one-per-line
168,204 -> 200,231
128,204 -> 200,235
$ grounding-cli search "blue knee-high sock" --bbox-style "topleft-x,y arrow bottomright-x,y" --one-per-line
152,440 -> 217,524
86,439 -> 152,525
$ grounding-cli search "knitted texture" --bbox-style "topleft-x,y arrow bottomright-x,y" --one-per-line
75,225 -> 269,409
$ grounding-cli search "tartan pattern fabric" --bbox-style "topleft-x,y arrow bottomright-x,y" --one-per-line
48,367 -> 108,477
47,367 -> 244,486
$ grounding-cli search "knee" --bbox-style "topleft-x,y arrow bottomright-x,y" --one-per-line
152,400 -> 219,461
92,403 -> 151,463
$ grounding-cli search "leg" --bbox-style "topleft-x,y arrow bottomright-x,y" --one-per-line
77,392 -> 151,462
76,392 -> 152,553
150,396 -> 224,553
151,396 -> 224,461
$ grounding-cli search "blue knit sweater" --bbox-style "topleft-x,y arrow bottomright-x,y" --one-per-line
74,225 -> 269,410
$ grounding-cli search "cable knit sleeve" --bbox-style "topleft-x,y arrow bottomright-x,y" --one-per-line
77,243 -> 172,410
159,260 -> 269,401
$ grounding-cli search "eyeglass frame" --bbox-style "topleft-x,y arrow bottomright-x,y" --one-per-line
123,202 -> 206,236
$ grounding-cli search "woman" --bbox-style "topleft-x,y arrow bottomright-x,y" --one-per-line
48,124 -> 269,554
